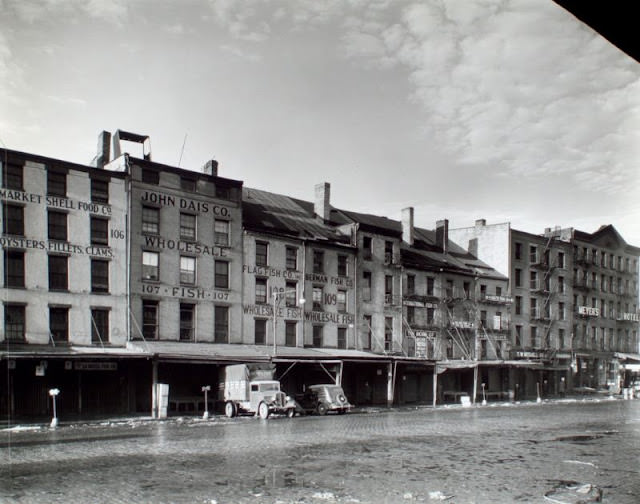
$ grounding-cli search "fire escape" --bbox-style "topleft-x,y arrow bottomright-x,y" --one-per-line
476,291 -> 512,360
443,285 -> 475,361
531,237 -> 557,360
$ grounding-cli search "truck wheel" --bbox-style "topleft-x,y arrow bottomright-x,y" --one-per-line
258,402 -> 270,419
225,401 -> 236,418
317,403 -> 328,416
287,408 -> 296,418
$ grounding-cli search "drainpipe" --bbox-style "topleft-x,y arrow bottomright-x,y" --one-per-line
300,239 -> 306,347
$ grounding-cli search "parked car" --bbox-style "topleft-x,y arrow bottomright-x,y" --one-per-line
294,384 -> 351,415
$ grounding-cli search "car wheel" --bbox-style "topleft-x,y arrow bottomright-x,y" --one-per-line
287,408 -> 296,418
225,401 -> 236,418
317,402 -> 328,416
258,402 -> 270,419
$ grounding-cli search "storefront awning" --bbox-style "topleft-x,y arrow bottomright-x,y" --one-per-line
614,352 -> 640,363
126,341 -> 272,363
1,343 -> 148,360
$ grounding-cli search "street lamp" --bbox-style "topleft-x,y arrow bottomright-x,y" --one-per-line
49,388 -> 60,428
272,290 -> 305,355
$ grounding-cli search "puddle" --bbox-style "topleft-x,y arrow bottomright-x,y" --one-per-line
553,431 -> 617,443
544,480 -> 602,503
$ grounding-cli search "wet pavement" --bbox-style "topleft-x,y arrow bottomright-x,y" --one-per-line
1,398 -> 640,503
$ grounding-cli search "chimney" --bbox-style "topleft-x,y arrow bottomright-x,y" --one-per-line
402,207 -> 414,245
95,131 -> 111,168
314,182 -> 331,222
436,219 -> 449,254
202,159 -> 218,176
475,219 -> 486,228
468,238 -> 478,257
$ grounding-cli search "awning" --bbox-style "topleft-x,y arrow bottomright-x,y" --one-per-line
614,352 -> 640,363
127,341 -> 271,364
1,343 -> 148,360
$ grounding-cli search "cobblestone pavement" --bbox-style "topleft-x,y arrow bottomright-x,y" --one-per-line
2,399 -> 640,503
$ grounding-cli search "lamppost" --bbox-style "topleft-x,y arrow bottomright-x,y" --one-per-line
49,388 -> 60,428
272,290 -> 305,355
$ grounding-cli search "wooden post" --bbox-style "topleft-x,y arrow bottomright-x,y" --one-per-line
151,359 -> 158,418
433,365 -> 438,407
387,362 -> 394,407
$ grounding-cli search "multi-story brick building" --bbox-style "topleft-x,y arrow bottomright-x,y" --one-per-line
1,147 -> 135,418
450,220 -> 640,397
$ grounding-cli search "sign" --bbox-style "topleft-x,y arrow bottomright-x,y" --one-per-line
0,236 -> 113,257
415,336 -> 427,358
484,294 -> 512,304
243,264 -> 301,280
143,236 -> 226,257
619,312 -> 640,322
141,283 -> 230,300
75,362 -> 117,371
0,189 -> 112,215
450,320 -> 474,329
414,330 -> 437,338
578,306 -> 599,317
141,190 -> 230,216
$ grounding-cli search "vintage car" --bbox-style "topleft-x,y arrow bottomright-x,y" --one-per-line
294,384 -> 351,415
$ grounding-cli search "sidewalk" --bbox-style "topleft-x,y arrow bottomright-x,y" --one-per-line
1,392 -> 631,432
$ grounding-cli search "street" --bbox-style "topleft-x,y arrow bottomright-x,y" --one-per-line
1,399 -> 640,503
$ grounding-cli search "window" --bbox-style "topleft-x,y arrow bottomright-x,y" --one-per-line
338,327 -> 347,349
214,261 -> 229,289
285,321 -> 296,346
216,185 -> 230,199
4,250 -> 24,288
559,328 -> 566,349
214,306 -> 228,343
214,220 -> 229,246
285,281 -> 297,307
338,255 -> 348,276
558,302 -> 565,320
313,250 -> 324,273
558,276 -> 565,293
49,307 -> 69,342
445,280 -> 453,298
255,242 -> 268,266
91,178 -> 109,204
515,325 -> 522,347
529,245 -> 537,263
362,271 -> 372,301
180,213 -> 196,240
179,304 -> 195,341
2,163 -> 23,190
384,317 -> 393,351
180,177 -> 196,192
255,278 -> 267,304
48,255 -> 68,291
142,300 -> 159,339
463,281 -> 470,299
530,298 -> 538,319
337,290 -> 347,312
514,242 -> 522,260
531,326 -> 538,348
313,286 -> 323,311
180,256 -> 196,284
91,259 -> 109,293
286,247 -> 297,270
384,241 -> 393,263
91,308 -> 109,344
255,319 -> 266,345
363,315 -> 372,349
90,217 -> 109,245
142,169 -> 159,184
363,236 -> 372,260
142,206 -> 159,234
427,276 -> 435,296
407,306 -> 415,324
47,171 -> 66,197
515,296 -> 522,315
558,252 -> 565,268
385,275 -> 393,303
406,274 -> 415,295
312,325 -> 323,347
515,268 -> 522,288
480,310 -> 487,327
4,304 -> 25,341
48,211 -> 67,241
3,204 -> 24,236
529,270 -> 537,290
142,251 -> 159,281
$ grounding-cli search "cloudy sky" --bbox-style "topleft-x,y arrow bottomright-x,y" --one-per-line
1,0 -> 639,244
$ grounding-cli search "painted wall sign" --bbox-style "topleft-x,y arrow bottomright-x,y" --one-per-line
0,190 -> 112,215
141,283 -> 230,300
241,305 -> 353,324
141,190 -> 230,216
414,330 -> 437,338
305,272 -> 354,287
242,264 -> 301,279
143,236 -> 227,257
0,237 -> 113,257
450,320 -> 474,329
619,312 -> 640,322
484,294 -> 513,304
578,306 -> 600,317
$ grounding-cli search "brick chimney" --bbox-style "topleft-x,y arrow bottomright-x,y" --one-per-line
95,131 -> 111,168
202,159 -> 218,176
402,207 -> 414,245
314,182 -> 331,222
436,219 -> 449,254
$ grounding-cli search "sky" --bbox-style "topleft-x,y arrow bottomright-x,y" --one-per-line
1,0 -> 639,245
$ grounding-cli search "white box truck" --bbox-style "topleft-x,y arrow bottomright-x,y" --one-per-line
219,364 -> 296,419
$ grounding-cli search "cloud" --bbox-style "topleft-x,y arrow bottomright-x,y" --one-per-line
5,0 -> 129,26
45,95 -> 87,107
